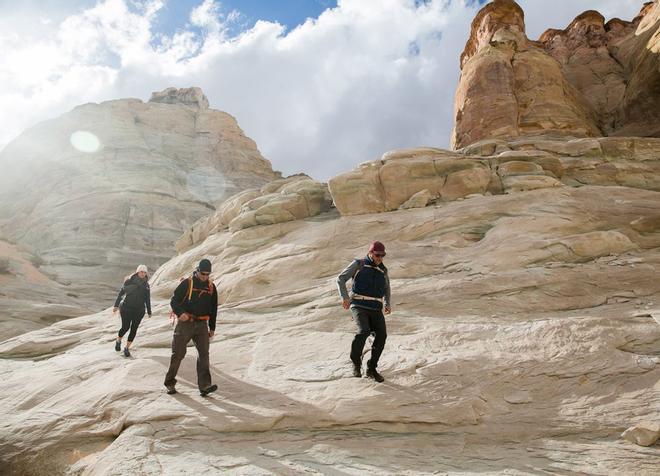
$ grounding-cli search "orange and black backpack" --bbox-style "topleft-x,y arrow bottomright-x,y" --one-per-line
169,275 -> 215,324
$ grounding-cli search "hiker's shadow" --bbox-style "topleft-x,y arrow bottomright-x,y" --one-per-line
150,355 -> 331,430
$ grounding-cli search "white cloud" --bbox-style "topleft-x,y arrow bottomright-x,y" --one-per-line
190,0 -> 220,30
0,0 -> 650,180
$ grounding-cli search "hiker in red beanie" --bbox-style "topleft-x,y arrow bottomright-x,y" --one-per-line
336,241 -> 391,382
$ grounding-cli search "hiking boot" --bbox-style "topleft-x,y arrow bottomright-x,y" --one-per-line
123,347 -> 131,358
200,384 -> 218,397
166,386 -> 177,395
114,340 -> 121,352
352,360 -> 362,378
366,367 -> 384,383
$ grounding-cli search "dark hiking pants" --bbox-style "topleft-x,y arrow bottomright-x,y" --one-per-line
164,320 -> 212,391
118,307 -> 145,342
350,306 -> 387,369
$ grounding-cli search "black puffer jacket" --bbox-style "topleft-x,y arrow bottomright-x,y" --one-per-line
114,273 -> 152,315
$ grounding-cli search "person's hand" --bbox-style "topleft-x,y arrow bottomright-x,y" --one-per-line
209,330 -> 215,338
112,307 -> 118,314
147,314 -> 152,319
178,313 -> 190,322
384,306 -> 391,315
342,299 -> 350,310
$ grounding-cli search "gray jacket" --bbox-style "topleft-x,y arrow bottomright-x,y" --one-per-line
337,258 -> 391,309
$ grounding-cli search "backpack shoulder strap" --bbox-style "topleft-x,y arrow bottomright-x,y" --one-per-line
187,277 -> 194,301
352,259 -> 365,280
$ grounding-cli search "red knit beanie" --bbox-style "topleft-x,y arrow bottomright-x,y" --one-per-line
368,241 -> 386,256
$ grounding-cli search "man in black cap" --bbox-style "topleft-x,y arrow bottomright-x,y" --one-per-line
164,258 -> 219,396
337,241 -> 391,382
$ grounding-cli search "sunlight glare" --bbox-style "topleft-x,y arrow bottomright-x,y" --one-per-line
70,130 -> 101,153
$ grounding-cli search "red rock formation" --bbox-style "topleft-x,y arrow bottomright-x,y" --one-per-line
538,3 -> 659,136
452,0 -> 660,149
451,0 -> 600,149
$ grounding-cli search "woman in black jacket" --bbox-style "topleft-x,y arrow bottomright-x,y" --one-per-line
113,264 -> 152,357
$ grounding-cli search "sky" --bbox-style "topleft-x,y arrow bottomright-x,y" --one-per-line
0,0 -> 649,180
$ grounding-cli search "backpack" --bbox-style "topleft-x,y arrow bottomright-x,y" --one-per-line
169,275 -> 215,324
352,259 -> 386,280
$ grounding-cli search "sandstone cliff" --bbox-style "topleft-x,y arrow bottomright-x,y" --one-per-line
451,0 -> 660,149
0,87 -> 279,339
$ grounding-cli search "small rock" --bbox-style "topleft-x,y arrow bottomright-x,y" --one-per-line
636,356 -> 657,370
504,391 -> 533,404
621,422 -> 660,447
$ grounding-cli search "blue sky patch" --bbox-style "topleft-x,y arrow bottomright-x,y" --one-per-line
153,0 -> 338,39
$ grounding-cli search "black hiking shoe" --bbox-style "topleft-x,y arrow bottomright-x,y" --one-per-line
123,347 -> 131,358
352,360 -> 362,378
114,340 -> 121,352
366,367 -> 384,383
200,384 -> 218,397
166,386 -> 177,395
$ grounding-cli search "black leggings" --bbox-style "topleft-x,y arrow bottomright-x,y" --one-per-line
118,307 -> 145,343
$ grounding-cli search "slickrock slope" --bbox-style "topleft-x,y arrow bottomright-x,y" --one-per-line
0,87 -> 279,339
451,0 -> 660,149
0,183 -> 658,474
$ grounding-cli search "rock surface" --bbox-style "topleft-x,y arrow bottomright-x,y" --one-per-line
0,240 -> 95,340
0,88 -> 279,339
329,137 -> 660,215
451,0 -> 660,149
1,184 -> 659,474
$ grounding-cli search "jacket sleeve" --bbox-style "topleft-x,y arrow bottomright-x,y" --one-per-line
170,280 -> 188,317
337,260 -> 360,301
145,284 -> 152,315
113,283 -> 126,308
209,283 -> 218,331
384,272 -> 391,309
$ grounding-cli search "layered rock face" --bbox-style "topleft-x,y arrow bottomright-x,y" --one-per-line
451,0 -> 660,148
329,136 -> 660,215
0,87 -> 279,339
